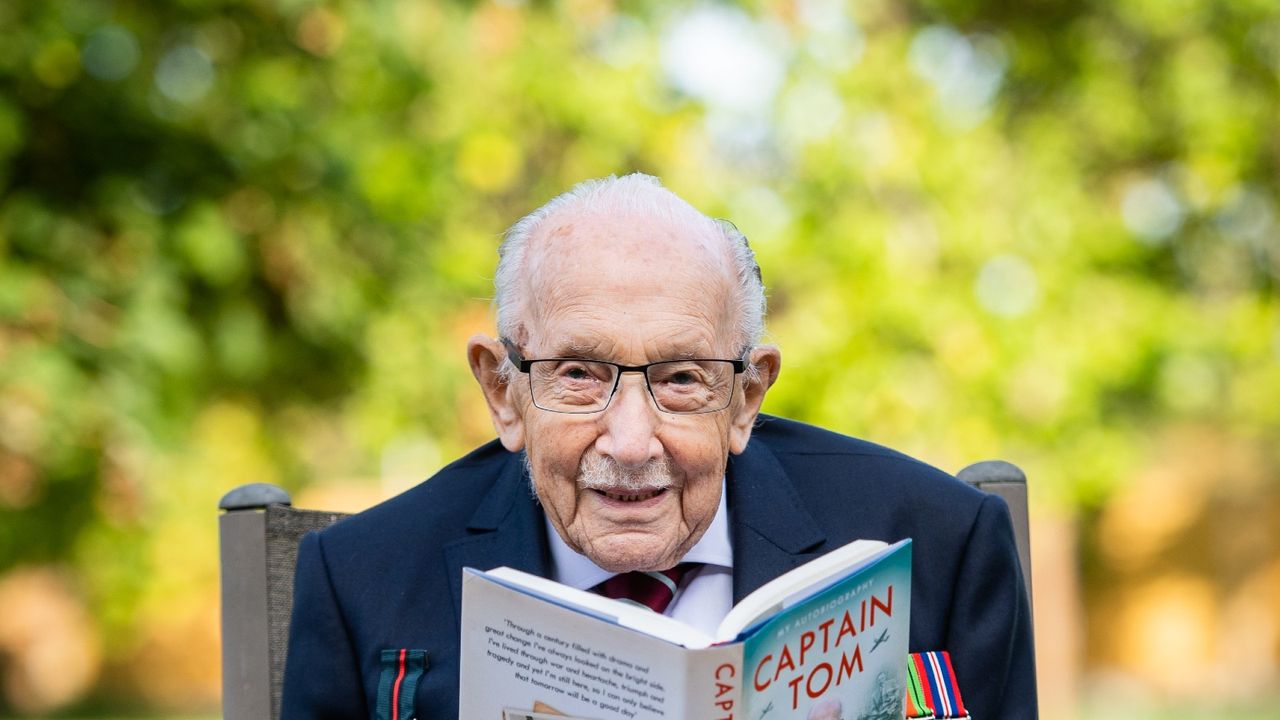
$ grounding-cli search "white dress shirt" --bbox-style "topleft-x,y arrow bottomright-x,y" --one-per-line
544,480 -> 734,636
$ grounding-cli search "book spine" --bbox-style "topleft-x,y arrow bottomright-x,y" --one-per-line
683,644 -> 745,720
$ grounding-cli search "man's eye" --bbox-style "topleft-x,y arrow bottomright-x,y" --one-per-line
668,371 -> 698,385
564,366 -> 593,380
555,362 -> 607,383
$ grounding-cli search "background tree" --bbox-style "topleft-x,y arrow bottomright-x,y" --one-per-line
1,0 -> 1276,716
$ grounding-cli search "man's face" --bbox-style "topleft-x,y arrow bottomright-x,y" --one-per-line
505,209 -> 754,572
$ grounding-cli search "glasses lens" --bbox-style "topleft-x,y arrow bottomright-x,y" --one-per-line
646,360 -> 735,413
528,359 -> 617,413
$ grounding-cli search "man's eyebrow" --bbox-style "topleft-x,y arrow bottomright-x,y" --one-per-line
658,338 -> 721,360
544,340 -> 719,361
547,339 -> 606,358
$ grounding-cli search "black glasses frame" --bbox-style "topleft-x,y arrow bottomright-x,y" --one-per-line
501,338 -> 748,415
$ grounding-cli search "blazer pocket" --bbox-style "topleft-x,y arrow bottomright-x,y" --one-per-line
374,648 -> 429,720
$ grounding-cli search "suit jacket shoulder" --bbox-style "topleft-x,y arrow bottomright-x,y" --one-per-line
316,439 -> 516,559
734,416 -> 1037,719
732,415 -> 990,556
282,439 -> 547,720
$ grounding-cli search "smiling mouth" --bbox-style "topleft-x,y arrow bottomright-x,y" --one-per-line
595,488 -> 666,503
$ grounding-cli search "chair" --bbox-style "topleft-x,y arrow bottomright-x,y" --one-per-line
218,483 -> 349,720
218,462 -> 1030,720
956,459 -> 1033,601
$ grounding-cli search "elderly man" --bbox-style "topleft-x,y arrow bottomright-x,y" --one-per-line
282,174 -> 1036,719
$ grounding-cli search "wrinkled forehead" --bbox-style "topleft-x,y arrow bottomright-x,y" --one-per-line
514,207 -> 739,353
530,204 -> 727,273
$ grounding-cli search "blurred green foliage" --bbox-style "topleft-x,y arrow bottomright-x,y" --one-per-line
0,0 -> 1277,713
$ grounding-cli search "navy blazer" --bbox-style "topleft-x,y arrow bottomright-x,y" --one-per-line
282,416 -> 1037,719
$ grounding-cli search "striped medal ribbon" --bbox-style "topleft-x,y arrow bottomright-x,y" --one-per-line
906,650 -> 970,719
905,654 -> 935,719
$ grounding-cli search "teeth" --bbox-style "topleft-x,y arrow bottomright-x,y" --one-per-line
601,489 -> 663,502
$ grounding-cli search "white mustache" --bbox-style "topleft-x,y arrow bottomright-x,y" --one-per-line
577,453 -> 674,492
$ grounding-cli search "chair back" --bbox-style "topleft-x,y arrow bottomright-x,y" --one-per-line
219,484 -> 348,720
957,460 -> 1033,601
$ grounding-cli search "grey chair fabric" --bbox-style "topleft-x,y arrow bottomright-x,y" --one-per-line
219,489 -> 347,720
219,462 -> 1032,719
264,505 -> 349,719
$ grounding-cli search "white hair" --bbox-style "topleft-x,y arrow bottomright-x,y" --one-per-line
493,173 -> 767,356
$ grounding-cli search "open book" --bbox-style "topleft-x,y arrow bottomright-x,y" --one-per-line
460,538 -> 911,719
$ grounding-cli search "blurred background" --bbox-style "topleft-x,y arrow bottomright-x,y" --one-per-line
1,0 -> 1277,717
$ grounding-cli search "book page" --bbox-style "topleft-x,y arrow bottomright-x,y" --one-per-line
461,571 -> 700,719
716,539 -> 888,641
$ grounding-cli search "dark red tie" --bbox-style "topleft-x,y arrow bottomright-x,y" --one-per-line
592,563 -> 699,614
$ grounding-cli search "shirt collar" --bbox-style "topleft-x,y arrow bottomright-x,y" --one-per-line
544,477 -> 734,591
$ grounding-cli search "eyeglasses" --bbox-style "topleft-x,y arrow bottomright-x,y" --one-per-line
502,338 -> 747,415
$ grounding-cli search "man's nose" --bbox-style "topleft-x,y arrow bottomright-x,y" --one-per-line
595,373 -> 663,468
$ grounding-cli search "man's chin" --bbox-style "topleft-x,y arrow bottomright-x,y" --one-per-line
581,535 -> 684,574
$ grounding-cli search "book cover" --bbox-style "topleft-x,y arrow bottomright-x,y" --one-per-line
459,539 -> 911,719
738,542 -> 911,719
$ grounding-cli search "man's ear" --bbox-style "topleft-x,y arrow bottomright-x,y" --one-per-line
467,335 -> 526,452
729,345 -> 781,454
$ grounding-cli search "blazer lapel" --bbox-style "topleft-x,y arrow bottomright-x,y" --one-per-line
443,454 -> 551,622
441,436 -> 829,611
727,434 -> 828,603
